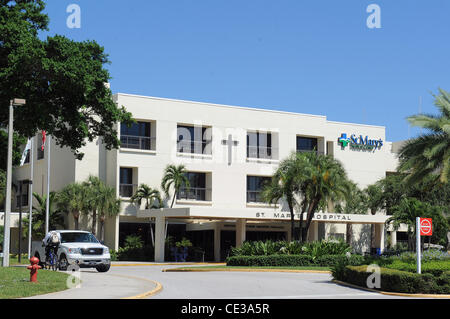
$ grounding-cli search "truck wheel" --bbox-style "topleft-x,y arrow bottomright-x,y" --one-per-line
59,255 -> 68,271
96,264 -> 110,272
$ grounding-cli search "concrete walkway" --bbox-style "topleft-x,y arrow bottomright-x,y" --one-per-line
24,268 -> 159,299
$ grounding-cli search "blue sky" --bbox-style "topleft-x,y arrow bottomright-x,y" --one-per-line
41,1 -> 450,142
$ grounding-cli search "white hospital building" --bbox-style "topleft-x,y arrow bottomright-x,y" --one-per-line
10,93 -> 404,261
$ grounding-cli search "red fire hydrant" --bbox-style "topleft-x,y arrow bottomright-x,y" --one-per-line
27,257 -> 41,283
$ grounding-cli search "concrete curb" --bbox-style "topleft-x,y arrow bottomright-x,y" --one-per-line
115,274 -> 163,299
112,262 -> 226,267
332,279 -> 450,299
163,267 -> 331,273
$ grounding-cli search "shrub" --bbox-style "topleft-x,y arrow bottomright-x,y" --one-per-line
333,265 -> 450,294
124,235 -> 144,249
226,254 -> 365,267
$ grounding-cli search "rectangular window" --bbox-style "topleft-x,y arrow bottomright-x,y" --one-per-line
247,132 -> 272,159
296,136 -> 318,153
177,125 -> 211,155
177,172 -> 207,201
120,121 -> 154,150
119,167 -> 134,197
247,176 -> 271,203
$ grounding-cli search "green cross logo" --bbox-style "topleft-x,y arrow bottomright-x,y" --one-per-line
338,133 -> 351,148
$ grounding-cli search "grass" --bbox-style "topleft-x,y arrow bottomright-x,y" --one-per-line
0,267 -> 70,299
166,265 -> 331,272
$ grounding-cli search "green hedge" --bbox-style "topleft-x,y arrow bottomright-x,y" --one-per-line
226,254 -> 365,267
335,265 -> 450,294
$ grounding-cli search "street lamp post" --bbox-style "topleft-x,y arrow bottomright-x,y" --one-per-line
2,98 -> 26,267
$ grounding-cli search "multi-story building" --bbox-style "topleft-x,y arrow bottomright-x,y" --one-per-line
12,93 -> 402,261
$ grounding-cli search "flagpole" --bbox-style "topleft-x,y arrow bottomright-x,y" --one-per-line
27,137 -> 34,259
45,135 -> 51,234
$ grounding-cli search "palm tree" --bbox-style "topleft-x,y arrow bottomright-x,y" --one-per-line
131,184 -> 163,209
57,182 -> 85,230
335,182 -> 368,246
82,175 -> 104,235
23,192 -> 65,240
261,152 -> 307,241
301,154 -> 351,242
97,184 -> 122,242
364,183 -> 385,251
161,164 -> 190,208
398,88 -> 450,184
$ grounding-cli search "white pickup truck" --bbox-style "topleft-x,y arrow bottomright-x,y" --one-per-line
32,230 -> 111,272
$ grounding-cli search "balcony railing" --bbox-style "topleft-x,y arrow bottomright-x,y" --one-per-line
296,149 -> 325,155
177,187 -> 211,201
247,146 -> 277,160
120,135 -> 156,151
247,191 -> 265,203
177,140 -> 212,155
119,184 -> 137,198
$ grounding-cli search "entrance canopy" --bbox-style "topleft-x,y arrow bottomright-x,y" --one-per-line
136,207 -> 390,224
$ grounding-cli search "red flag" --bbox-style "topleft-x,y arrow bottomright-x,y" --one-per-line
41,131 -> 46,151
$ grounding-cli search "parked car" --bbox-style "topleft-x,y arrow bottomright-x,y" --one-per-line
32,230 -> 111,272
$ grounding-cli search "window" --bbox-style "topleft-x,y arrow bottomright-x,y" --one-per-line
177,125 -> 211,155
247,132 -> 272,159
296,136 -> 318,153
120,121 -> 154,150
247,176 -> 271,203
177,172 -> 208,201
119,167 -> 134,197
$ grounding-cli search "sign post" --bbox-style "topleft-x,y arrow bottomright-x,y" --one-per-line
416,217 -> 433,274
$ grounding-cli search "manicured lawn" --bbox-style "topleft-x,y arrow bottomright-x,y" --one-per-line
0,267 -> 70,299
167,265 -> 331,272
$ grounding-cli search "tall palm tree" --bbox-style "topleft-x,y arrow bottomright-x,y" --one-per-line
261,152 -> 307,241
23,192 -> 65,240
131,184 -> 163,209
301,154 -> 351,242
161,164 -> 190,208
364,183 -> 385,251
57,182 -> 85,230
82,175 -> 104,235
398,88 -> 450,184
335,182 -> 368,245
97,184 -> 122,242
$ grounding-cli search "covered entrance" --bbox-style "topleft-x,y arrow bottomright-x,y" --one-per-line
136,208 -> 389,262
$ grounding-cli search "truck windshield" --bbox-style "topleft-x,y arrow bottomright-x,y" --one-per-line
60,232 -> 99,243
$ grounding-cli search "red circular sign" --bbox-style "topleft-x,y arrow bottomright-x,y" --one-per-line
420,218 -> 432,236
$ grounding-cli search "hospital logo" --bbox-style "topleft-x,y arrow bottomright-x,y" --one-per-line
338,133 -> 383,152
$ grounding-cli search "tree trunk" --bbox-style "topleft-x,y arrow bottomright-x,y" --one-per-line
288,199 -> 295,239
170,191 -> 177,208
99,215 -> 105,242
298,200 -> 307,242
72,210 -> 79,230
304,197 -> 320,242
92,211 -> 97,235
346,223 -> 353,245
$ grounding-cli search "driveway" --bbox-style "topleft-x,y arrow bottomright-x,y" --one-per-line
25,262 -> 412,299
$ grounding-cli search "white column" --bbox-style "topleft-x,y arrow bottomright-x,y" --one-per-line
214,223 -> 221,262
154,215 -> 166,262
390,230 -> 397,249
236,219 -> 246,248
375,223 -> 386,253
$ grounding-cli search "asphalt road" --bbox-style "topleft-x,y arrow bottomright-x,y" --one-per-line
25,263 -> 413,299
